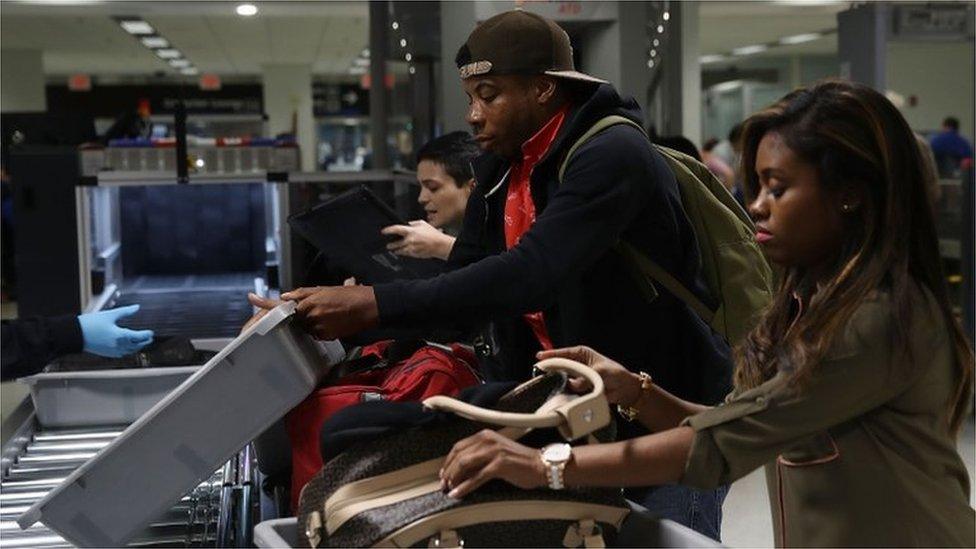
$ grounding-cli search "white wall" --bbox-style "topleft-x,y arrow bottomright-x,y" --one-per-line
886,40 -> 975,141
1,49 -> 46,112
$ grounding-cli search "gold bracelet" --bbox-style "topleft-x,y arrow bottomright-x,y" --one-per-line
617,371 -> 653,422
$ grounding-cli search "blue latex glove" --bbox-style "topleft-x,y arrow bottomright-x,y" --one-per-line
78,305 -> 155,358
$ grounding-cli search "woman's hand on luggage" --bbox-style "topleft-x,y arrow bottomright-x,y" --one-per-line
280,285 -> 379,340
440,429 -> 546,499
381,221 -> 455,260
537,346 -> 643,407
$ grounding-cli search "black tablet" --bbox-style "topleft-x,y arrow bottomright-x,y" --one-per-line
288,186 -> 443,284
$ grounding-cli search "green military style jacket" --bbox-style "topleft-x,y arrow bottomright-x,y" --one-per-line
681,285 -> 975,547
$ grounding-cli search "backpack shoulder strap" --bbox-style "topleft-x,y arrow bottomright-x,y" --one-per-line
556,115 -> 717,322
558,115 -> 643,183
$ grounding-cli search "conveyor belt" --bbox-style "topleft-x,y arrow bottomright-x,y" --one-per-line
112,273 -> 260,339
0,427 -> 231,548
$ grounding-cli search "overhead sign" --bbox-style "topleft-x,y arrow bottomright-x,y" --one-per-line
68,74 -> 92,92
476,1 -> 618,22
199,73 -> 222,91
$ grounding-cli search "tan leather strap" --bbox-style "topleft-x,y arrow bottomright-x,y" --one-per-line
427,530 -> 462,548
424,358 -> 610,441
563,519 -> 606,548
323,394 -> 577,536
305,511 -> 323,548
375,501 -> 629,548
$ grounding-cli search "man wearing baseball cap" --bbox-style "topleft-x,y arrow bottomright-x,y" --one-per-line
265,9 -> 732,539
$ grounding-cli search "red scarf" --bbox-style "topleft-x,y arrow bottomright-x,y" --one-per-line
503,104 -> 570,350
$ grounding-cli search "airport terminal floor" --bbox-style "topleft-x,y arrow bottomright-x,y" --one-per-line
1,1 -> 974,548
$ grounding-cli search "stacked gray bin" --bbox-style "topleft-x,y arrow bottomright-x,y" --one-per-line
15,302 -> 331,548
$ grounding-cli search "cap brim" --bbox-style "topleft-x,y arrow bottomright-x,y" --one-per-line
544,70 -> 608,85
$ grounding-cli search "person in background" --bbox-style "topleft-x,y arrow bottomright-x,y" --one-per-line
381,132 -> 480,261
727,122 -> 747,207
439,79 -> 976,548
701,138 -> 736,192
1,305 -> 154,381
929,116 -> 974,177
652,135 -> 701,162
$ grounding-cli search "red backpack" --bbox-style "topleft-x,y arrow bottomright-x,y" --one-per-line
286,340 -> 481,511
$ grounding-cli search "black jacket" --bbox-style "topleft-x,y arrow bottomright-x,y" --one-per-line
1,315 -> 82,381
374,84 -> 731,408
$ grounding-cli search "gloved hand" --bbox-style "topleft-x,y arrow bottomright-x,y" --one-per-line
78,305 -> 155,358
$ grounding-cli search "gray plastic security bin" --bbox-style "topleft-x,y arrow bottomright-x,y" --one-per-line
17,302 -> 332,548
254,517 -> 300,548
21,367 -> 199,428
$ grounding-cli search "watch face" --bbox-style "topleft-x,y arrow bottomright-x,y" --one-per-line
543,443 -> 571,463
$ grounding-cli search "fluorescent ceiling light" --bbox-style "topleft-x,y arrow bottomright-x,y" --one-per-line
168,59 -> 191,68
141,36 -> 170,49
353,58 -> 370,67
732,44 -> 768,56
699,54 -> 727,64
119,20 -> 155,35
17,0 -> 103,4
779,32 -> 822,45
180,67 -> 199,75
772,0 -> 843,5
349,66 -> 367,75
156,49 -> 182,59
712,80 -> 745,93
236,3 -> 257,16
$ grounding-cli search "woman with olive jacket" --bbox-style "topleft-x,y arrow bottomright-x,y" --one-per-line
438,79 -> 976,548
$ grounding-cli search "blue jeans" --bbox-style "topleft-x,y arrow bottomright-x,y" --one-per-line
627,484 -> 730,542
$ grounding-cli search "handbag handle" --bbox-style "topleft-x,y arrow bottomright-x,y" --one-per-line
423,358 -> 611,440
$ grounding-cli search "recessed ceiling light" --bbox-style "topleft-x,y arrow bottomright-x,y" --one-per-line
362,48 -> 370,58
699,54 -> 727,64
405,53 -> 412,62
400,38 -> 407,48
156,49 -> 182,59
650,49 -> 656,58
391,21 -> 399,30
180,67 -> 199,75
236,3 -> 258,16
119,20 -> 155,35
656,25 -> 664,34
141,36 -> 170,49
652,38 -> 660,47
779,32 -> 822,45
409,66 -> 416,75
647,59 -> 655,68
662,11 -> 670,21
732,44 -> 768,56
169,59 -> 191,68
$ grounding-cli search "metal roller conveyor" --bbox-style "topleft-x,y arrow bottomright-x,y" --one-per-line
25,441 -> 113,454
1,424 -> 247,548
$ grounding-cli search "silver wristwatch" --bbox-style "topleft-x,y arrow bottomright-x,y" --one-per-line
540,443 -> 572,490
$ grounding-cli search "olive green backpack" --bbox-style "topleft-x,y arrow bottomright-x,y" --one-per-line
558,115 -> 774,345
